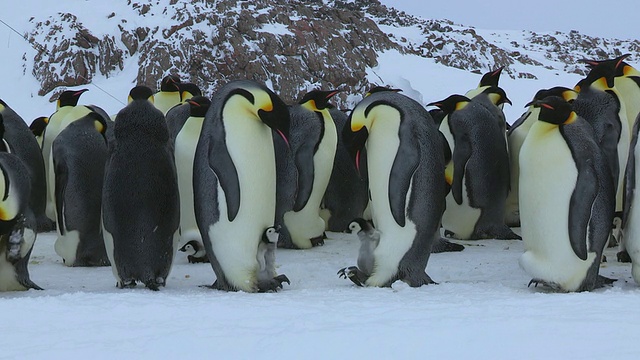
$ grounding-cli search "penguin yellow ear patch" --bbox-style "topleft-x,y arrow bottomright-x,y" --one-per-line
564,112 -> 578,125
94,120 -> 105,134
260,102 -> 273,112
445,162 -> 454,185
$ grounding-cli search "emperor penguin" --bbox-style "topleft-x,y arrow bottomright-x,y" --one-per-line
102,86 -> 180,290
29,116 -> 48,147
573,64 -> 629,224
0,142 -> 41,291
52,112 -> 109,267
278,90 -> 339,249
257,226 -> 290,292
622,104 -> 640,283
465,67 -> 504,100
178,240 -> 208,264
41,89 -> 91,221
166,84 -> 205,138
428,93 -> 519,240
337,218 -> 380,287
504,87 -> 578,227
154,74 -> 182,115
320,107 -> 370,232
174,96 -> 211,249
193,80 -> 290,292
519,96 -> 615,292
0,100 -> 51,232
343,90 -> 447,287
179,83 -> 202,102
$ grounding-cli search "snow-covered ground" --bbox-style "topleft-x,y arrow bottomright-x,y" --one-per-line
3,231 -> 639,359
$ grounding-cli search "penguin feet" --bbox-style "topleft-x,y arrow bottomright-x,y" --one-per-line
19,278 -> 43,291
187,255 -> 209,264
204,279 -> 238,292
404,272 -> 437,287
337,266 -> 367,287
431,237 -> 465,253
617,250 -> 632,263
257,274 -> 290,293
527,278 -> 560,290
6,218 -> 26,263
310,234 -> 325,247
117,280 -> 137,289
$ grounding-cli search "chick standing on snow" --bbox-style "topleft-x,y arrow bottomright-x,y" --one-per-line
338,218 -> 380,287
257,226 -> 290,292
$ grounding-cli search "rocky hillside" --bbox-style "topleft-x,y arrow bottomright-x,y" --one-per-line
25,0 -> 640,107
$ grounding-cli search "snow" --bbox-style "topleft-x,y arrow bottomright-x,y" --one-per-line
1,1 -> 640,358
2,231 -> 639,358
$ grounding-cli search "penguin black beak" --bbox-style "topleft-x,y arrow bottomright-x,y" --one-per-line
259,95 -> 291,149
344,126 -> 368,177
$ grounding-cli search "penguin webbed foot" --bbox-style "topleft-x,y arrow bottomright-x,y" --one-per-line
337,266 -> 367,287
6,215 -> 26,263
187,255 -> 209,264
257,274 -> 290,293
310,234 -> 325,247
431,237 -> 465,253
617,250 -> 632,263
201,279 -> 238,292
21,279 -> 43,291
527,278 -> 560,290
117,280 -> 137,289
404,271 -> 437,287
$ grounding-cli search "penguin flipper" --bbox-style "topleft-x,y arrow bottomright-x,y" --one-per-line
208,140 -> 240,221
568,159 -> 599,261
389,135 -> 420,227
508,111 -> 531,136
292,137 -> 316,212
452,133 -> 472,205
53,153 -> 67,236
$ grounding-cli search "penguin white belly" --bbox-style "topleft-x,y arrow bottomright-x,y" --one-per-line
102,225 -> 121,284
54,230 -> 81,266
441,175 -> 482,239
175,117 -> 204,246
284,120 -> 337,248
0,253 -> 22,291
617,80 -> 640,133
518,128 -> 596,291
364,112 -> 417,287
615,100 -> 630,213
438,117 -> 454,153
154,92 -> 181,115
624,143 -> 640,284
505,111 -> 535,222
208,117 -> 276,292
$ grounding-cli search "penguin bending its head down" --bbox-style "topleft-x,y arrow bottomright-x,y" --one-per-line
338,218 -> 380,287
154,74 -> 182,115
29,116 -> 48,146
465,67 -> 504,99
102,85 -> 180,291
193,80 -> 290,292
343,90 -> 447,287
519,96 -> 615,292
0,138 -> 42,291
179,240 -> 208,264
257,226 -> 289,292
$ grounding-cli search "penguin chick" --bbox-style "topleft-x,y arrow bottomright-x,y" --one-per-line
257,227 -> 290,292
178,240 -> 208,264
338,218 -> 380,287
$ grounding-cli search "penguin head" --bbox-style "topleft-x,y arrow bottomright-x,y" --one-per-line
160,74 -> 181,92
57,89 -> 89,108
179,240 -> 201,255
346,218 -> 373,234
179,83 -> 202,101
426,94 -> 472,115
481,86 -> 512,106
529,87 -> 578,107
187,96 -> 211,118
575,61 -> 618,91
262,226 -> 279,244
343,114 -> 368,175
478,67 -> 504,88
29,116 -> 49,137
531,96 -> 577,126
365,86 -> 402,97
580,53 -> 632,76
128,86 -> 154,104
298,89 -> 340,111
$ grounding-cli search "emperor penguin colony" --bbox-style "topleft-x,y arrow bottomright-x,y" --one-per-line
2,31 -> 640,296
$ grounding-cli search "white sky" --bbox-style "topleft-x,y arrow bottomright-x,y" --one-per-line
380,0 -> 639,40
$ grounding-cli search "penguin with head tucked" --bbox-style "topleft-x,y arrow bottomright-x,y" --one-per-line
342,90 -> 447,287
193,80 -> 290,292
179,83 -> 202,102
519,96 -> 615,292
0,120 -> 41,291
338,218 -> 380,287
154,74 -> 182,115
52,112 -> 109,267
0,100 -> 52,232
29,116 -> 48,147
276,89 -> 339,249
320,107 -> 369,232
429,92 -> 519,240
465,67 -> 504,100
256,226 -> 289,292
102,86 -> 180,290
166,84 -> 205,138
504,87 -> 578,227
174,96 -> 211,250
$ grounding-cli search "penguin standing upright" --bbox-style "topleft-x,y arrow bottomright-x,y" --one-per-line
102,86 -> 180,290
29,117 -> 48,147
256,226 -> 289,292
504,87 -> 578,227
166,83 -> 204,138
174,96 -> 211,249
0,122 -> 41,291
622,101 -> 640,283
338,218 -> 380,286
154,74 -> 182,115
519,96 -> 615,292
0,100 -> 51,232
343,90 -> 447,287
465,67 -> 504,99
193,80 -> 290,292
52,112 -> 109,267
320,107 -> 369,232
429,92 -> 519,240
277,90 -> 339,249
